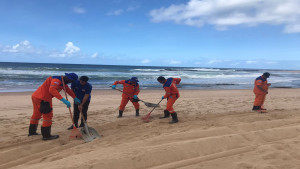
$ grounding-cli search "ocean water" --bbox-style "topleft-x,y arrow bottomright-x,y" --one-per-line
0,62 -> 300,92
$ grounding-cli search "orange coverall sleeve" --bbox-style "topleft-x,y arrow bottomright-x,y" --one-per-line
65,85 -> 76,99
113,80 -> 125,86
134,84 -> 140,95
49,79 -> 63,100
173,78 -> 181,84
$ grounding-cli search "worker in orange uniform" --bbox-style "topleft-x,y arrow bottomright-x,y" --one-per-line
253,72 -> 271,112
28,73 -> 81,140
112,77 -> 140,118
157,76 -> 181,124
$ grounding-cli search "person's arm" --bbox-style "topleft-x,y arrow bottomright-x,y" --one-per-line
112,80 -> 125,89
65,85 -> 76,99
134,84 -> 140,95
49,79 -> 63,100
174,78 -> 181,84
257,85 -> 268,94
78,94 -> 89,111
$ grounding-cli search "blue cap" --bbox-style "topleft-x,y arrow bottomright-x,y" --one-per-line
130,77 -> 139,82
65,73 -> 78,81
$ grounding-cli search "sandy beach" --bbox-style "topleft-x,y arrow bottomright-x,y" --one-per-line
1,88 -> 300,169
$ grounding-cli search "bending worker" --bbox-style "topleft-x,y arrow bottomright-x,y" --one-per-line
157,76 -> 181,124
68,76 -> 92,129
28,73 -> 81,140
112,77 -> 140,118
253,72 -> 271,112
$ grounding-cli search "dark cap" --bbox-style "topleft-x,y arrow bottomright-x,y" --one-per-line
263,72 -> 270,78
130,77 -> 139,82
80,76 -> 89,82
157,76 -> 166,81
65,73 -> 78,81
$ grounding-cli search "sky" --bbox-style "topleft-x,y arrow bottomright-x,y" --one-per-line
0,0 -> 300,69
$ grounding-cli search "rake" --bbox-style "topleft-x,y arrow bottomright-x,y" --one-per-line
141,99 -> 163,123
114,88 -> 159,107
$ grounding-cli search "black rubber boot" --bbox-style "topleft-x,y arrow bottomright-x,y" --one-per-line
41,126 -> 59,140
118,110 -> 123,118
28,124 -> 39,136
252,106 -> 260,110
169,112 -> 178,124
136,109 -> 139,116
67,124 -> 78,130
159,110 -> 170,119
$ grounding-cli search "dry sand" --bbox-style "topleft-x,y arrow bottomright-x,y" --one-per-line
1,88 -> 300,169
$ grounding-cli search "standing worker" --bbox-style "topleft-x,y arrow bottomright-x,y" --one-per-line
157,76 -> 181,124
28,73 -> 81,140
253,72 -> 271,112
112,77 -> 140,118
68,76 -> 92,129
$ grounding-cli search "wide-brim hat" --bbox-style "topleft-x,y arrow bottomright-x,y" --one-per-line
65,73 -> 78,81
130,77 -> 139,82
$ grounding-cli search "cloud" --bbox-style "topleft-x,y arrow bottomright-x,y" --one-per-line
107,9 -> 124,16
91,52 -> 99,58
246,60 -> 258,64
1,40 -> 42,54
49,42 -> 80,57
149,0 -> 300,33
141,59 -> 151,63
169,60 -> 182,64
73,7 -> 86,14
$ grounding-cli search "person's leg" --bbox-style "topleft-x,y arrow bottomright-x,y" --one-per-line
79,101 -> 90,127
131,99 -> 140,116
166,97 -> 178,124
41,100 -> 59,140
119,97 -> 129,117
29,97 -> 42,136
73,103 -> 80,127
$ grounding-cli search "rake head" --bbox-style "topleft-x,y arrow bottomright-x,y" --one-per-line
141,114 -> 151,123
69,126 -> 82,140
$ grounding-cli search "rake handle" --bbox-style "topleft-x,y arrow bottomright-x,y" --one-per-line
114,88 -> 145,102
61,76 -> 76,127
143,99 -> 163,119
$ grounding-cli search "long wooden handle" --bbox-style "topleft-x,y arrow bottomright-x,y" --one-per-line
61,76 -> 76,126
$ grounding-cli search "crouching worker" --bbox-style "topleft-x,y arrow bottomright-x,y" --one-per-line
157,76 -> 181,124
68,76 -> 92,129
112,77 -> 140,118
253,72 -> 271,112
28,73 -> 81,140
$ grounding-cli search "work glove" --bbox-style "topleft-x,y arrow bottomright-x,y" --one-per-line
74,97 -> 81,104
60,98 -> 71,108
161,96 -> 165,99
112,85 -> 116,89
133,95 -> 138,99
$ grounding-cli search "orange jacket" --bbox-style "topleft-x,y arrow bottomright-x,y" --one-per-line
32,76 -> 76,102
163,78 -> 181,98
113,80 -> 140,98
253,76 -> 268,94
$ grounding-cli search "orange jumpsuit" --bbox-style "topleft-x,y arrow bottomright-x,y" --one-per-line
163,78 -> 181,113
30,76 -> 75,127
113,80 -> 140,111
253,76 -> 268,107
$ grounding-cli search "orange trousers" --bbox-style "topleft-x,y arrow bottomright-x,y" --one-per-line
166,95 -> 178,113
119,97 -> 140,111
30,96 -> 53,127
253,93 -> 266,107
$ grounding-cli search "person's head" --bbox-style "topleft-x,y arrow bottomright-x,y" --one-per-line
157,76 -> 166,84
79,76 -> 89,85
262,72 -> 270,79
129,77 -> 139,84
64,73 -> 78,84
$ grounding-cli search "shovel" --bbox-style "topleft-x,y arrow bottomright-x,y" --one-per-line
61,76 -> 82,140
79,110 -> 101,142
114,88 -> 160,107
142,99 -> 163,123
